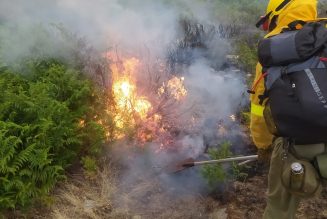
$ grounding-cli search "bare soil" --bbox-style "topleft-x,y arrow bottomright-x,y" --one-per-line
227,173 -> 327,219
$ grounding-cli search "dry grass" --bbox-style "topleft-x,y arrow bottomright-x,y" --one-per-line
15,154 -> 225,219
49,164 -> 131,219
47,165 -> 222,219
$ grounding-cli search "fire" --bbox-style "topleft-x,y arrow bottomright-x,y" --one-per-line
107,55 -> 188,146
113,78 -> 151,121
134,98 -> 152,119
158,76 -> 187,100
120,81 -> 132,97
110,58 -> 152,136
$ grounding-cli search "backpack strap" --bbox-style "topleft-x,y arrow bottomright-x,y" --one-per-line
258,90 -> 269,105
247,72 -> 268,94
285,19 -> 327,31
264,56 -> 326,91
287,20 -> 307,31
252,55 -> 325,105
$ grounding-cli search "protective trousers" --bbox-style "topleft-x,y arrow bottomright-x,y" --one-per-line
263,138 -> 327,219
263,138 -> 301,219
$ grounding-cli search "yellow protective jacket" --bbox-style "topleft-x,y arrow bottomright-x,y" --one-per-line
250,0 -> 318,149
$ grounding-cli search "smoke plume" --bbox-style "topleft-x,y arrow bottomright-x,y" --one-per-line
1,0 -> 249,214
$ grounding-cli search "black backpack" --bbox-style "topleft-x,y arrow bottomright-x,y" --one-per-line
257,21 -> 327,144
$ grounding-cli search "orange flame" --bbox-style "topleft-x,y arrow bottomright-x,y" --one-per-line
158,76 -> 187,100
107,55 -> 188,147
111,58 -> 152,136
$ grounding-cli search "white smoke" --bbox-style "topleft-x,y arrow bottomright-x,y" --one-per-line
0,0 -> 249,211
0,0 -> 221,61
184,60 -> 245,120
0,0 -> 248,163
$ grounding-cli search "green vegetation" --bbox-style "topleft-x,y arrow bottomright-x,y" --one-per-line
234,34 -> 261,75
0,59 -> 110,209
212,0 -> 266,24
0,0 -> 269,213
201,141 -> 246,188
81,156 -> 98,178
213,0 -> 265,76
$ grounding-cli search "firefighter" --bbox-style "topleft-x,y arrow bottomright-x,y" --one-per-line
251,0 -> 321,218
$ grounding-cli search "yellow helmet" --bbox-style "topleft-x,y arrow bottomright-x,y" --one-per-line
264,0 -> 318,37
266,0 -> 294,22
266,0 -> 287,14
256,0 -> 291,31
257,0 -> 317,35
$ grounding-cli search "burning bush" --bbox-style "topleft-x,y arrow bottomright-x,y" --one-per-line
106,55 -> 188,147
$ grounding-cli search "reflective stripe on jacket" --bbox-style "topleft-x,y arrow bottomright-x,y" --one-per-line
250,63 -> 273,149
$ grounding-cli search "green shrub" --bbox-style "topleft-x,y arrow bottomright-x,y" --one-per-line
201,141 -> 243,188
0,59 -> 108,209
81,156 -> 98,178
234,34 -> 260,75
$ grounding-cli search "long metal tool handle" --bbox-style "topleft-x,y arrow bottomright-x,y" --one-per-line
192,155 -> 258,166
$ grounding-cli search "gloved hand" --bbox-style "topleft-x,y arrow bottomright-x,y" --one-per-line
256,147 -> 273,174
257,147 -> 273,164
